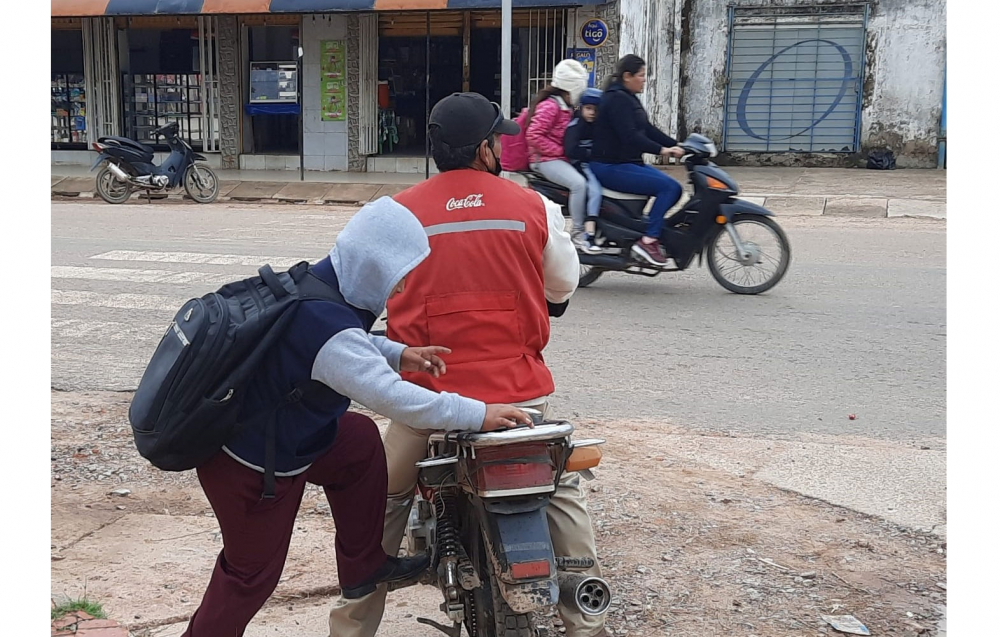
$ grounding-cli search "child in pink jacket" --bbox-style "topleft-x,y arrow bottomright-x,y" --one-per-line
525,59 -> 598,254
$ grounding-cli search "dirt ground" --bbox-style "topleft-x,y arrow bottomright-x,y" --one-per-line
51,390 -> 946,636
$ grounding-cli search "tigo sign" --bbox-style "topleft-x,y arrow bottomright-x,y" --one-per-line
581,19 -> 609,47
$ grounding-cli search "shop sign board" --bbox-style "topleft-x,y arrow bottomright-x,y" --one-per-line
567,48 -> 596,87
581,19 -> 609,47
320,40 -> 346,122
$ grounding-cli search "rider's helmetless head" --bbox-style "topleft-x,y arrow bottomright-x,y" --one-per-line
427,92 -> 520,175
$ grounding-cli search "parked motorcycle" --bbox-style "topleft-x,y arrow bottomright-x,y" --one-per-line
524,134 -> 791,294
390,410 -> 610,637
90,122 -> 220,204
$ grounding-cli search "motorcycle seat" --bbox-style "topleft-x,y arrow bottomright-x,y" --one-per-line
99,136 -> 155,156
601,188 -> 648,202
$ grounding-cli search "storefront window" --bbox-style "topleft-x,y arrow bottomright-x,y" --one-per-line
52,29 -> 87,147
122,28 -> 213,149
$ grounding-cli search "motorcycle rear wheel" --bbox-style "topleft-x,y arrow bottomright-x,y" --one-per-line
707,216 -> 790,294
95,167 -> 133,204
184,164 -> 220,204
579,265 -> 605,288
469,536 -> 534,637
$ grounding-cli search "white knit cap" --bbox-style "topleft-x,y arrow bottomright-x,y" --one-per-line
551,59 -> 589,106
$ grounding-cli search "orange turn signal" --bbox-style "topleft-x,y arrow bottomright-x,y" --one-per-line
566,446 -> 602,472
706,176 -> 729,190
716,215 -> 727,224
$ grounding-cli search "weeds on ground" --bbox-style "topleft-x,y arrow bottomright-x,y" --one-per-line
51,598 -> 106,621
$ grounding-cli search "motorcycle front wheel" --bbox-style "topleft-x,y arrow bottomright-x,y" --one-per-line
707,215 -> 791,294
184,164 -> 220,204
95,166 -> 133,204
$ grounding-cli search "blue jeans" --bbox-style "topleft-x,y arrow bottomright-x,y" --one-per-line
589,162 -> 683,239
580,164 -> 602,220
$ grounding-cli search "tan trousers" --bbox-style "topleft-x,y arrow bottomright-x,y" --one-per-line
328,402 -> 605,637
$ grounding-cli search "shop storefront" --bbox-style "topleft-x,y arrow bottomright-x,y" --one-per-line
373,9 -> 572,159
51,1 -> 612,173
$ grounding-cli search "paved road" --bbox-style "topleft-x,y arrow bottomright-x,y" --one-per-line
51,201 -> 946,531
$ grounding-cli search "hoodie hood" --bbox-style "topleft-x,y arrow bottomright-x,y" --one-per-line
329,196 -> 430,316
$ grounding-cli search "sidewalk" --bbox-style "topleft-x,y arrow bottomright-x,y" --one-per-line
51,165 -> 947,219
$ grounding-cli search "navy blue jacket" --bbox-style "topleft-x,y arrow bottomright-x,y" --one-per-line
591,82 -> 677,165
564,114 -> 596,164
223,258 -> 375,476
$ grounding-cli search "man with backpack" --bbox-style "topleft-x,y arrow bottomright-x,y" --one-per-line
168,197 -> 531,637
327,93 -> 607,637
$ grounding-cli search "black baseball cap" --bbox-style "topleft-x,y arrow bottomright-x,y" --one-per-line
428,92 -> 520,147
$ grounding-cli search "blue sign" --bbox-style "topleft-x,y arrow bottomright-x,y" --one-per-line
581,19 -> 609,47
568,48 -> 597,87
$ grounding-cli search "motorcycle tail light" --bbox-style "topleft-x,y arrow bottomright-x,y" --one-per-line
566,446 -> 602,472
91,142 -> 105,151
510,559 -> 551,580
467,443 -> 554,494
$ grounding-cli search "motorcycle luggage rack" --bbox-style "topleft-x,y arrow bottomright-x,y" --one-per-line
428,422 -> 575,448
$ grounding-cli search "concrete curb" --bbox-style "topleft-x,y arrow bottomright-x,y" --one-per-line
50,182 -> 947,219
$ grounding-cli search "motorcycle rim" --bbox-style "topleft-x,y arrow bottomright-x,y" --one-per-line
184,164 -> 219,203
95,167 -> 133,204
707,216 -> 790,294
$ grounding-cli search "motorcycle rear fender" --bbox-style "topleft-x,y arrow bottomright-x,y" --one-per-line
90,153 -> 113,171
719,199 -> 775,220
476,498 -> 559,613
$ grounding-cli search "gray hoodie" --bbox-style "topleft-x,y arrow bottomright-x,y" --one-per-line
312,196 -> 487,432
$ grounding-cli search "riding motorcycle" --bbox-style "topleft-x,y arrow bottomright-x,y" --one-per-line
89,122 -> 220,205
524,134 -> 791,294
390,410 -> 610,637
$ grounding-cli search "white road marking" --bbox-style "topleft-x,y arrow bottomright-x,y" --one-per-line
52,289 -> 180,312
51,318 -> 166,341
89,250 -> 311,267
51,266 -> 237,285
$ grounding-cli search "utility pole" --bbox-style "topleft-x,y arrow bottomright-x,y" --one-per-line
501,0 -> 512,118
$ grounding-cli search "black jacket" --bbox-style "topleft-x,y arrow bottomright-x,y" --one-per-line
563,114 -> 595,164
591,82 -> 676,164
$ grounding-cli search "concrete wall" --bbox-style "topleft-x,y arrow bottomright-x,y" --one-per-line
859,0 -> 946,167
676,0 -> 946,167
617,0 -> 680,136
302,14 -> 350,172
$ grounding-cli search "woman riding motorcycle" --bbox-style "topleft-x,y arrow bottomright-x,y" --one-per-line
590,54 -> 686,266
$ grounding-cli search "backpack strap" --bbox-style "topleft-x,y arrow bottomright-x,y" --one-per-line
258,264 -> 291,300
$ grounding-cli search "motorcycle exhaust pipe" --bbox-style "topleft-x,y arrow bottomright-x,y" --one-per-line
579,253 -> 627,269
106,162 -> 130,182
558,573 -> 612,616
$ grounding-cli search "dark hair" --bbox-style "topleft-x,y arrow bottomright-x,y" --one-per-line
429,126 -> 488,172
603,54 -> 646,90
524,85 -> 571,131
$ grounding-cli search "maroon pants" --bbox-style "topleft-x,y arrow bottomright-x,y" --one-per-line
182,412 -> 390,637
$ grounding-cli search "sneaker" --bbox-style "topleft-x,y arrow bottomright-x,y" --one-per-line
631,239 -> 668,266
576,233 -> 602,255
341,553 -> 431,599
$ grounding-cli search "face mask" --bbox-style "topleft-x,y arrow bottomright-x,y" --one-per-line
484,140 -> 502,176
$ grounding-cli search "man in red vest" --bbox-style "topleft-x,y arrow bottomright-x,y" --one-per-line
328,93 -> 606,637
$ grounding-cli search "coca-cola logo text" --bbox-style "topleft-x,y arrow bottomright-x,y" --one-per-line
445,194 -> 485,211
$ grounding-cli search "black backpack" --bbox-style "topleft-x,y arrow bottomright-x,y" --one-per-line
129,261 -> 344,497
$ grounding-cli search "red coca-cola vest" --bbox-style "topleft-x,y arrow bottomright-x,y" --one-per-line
388,169 -> 554,404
